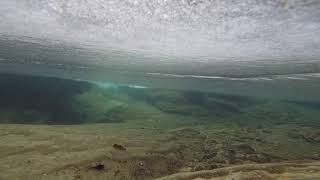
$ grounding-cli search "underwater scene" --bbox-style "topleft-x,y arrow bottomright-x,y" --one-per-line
1,0 -> 320,179
0,73 -> 319,180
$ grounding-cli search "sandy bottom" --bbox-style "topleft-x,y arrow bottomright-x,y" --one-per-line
0,121 -> 320,180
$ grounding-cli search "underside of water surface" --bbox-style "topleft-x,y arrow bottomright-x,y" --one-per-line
1,0 -> 320,179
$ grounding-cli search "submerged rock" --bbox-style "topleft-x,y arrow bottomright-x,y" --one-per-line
71,89 -> 129,123
126,89 -> 250,116
112,144 -> 127,151
88,162 -> 105,171
149,90 -> 209,116
304,132 -> 320,143
289,128 -> 320,143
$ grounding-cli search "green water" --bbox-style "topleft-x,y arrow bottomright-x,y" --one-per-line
1,73 -> 319,128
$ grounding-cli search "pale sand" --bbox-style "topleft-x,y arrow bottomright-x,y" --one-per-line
156,161 -> 320,180
0,122 -> 319,180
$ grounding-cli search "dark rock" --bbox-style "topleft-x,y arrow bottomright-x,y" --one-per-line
302,132 -> 320,143
113,144 -> 127,151
247,153 -> 274,163
201,152 -> 217,161
89,163 -> 105,171
74,174 -> 81,180
288,129 -> 320,143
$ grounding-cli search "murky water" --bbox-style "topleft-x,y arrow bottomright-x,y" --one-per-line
0,0 -> 320,179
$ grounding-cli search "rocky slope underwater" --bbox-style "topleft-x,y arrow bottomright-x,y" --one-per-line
0,74 -> 319,179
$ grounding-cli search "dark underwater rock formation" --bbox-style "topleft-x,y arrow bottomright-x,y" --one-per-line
122,87 -> 258,117
71,89 -> 129,123
0,73 -> 91,124
288,128 -> 320,144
